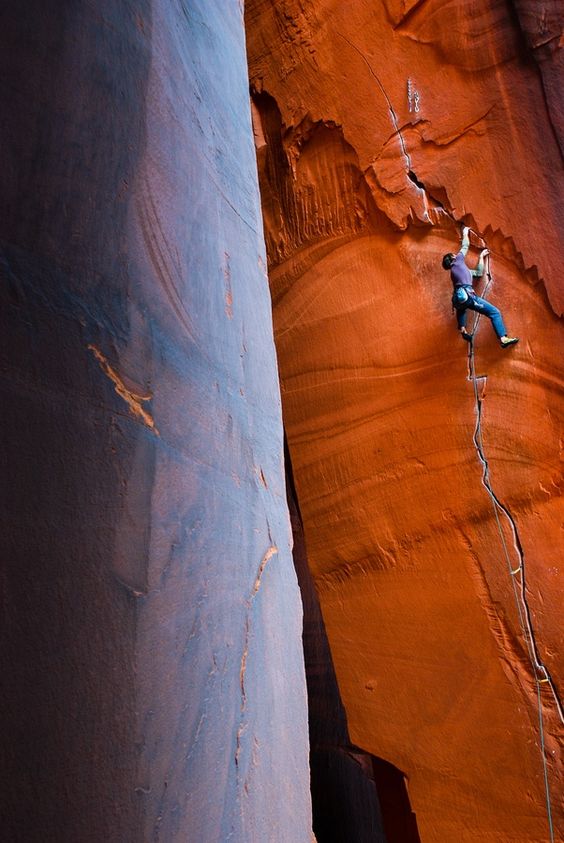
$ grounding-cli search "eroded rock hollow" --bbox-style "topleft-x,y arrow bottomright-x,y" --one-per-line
246,1 -> 563,841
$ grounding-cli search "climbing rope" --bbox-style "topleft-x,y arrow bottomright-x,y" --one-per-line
465,251 -> 561,843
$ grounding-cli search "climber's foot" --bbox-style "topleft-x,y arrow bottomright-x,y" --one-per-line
500,336 -> 519,349
461,330 -> 473,343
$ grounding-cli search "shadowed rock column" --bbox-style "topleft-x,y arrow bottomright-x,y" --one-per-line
0,2 -> 312,841
286,446 -> 391,843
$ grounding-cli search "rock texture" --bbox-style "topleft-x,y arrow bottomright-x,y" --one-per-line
286,451 -> 389,842
246,1 -> 564,840
0,2 -> 311,841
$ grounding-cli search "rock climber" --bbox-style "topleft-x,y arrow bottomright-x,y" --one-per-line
442,227 -> 519,348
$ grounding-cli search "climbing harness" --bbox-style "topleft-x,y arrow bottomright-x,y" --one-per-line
465,251 -> 562,843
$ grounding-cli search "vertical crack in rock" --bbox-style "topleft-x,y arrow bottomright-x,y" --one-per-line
223,251 -> 234,319
467,335 -> 563,725
334,32 -> 443,227
88,344 -> 159,434
236,614 -> 251,771
235,544 -> 279,775
239,616 -> 251,716
336,32 -> 412,170
250,545 -> 278,597
406,169 -> 453,220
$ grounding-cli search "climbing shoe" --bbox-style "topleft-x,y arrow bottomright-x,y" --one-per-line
500,337 -> 519,349
461,331 -> 473,342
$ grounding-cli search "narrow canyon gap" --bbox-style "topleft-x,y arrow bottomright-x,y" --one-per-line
286,442 -> 419,842
246,1 -> 564,842
0,2 -> 312,841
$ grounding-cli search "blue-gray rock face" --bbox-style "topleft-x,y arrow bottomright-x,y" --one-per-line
0,2 -> 311,840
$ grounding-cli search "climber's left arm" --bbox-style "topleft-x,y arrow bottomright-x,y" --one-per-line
471,248 -> 490,278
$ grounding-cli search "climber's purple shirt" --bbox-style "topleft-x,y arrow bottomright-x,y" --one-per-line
451,251 -> 472,288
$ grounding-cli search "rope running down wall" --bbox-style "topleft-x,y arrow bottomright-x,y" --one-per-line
466,250 -> 561,843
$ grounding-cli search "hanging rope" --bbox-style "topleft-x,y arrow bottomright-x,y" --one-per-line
465,250 -> 560,843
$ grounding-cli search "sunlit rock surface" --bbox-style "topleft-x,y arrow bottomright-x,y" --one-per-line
0,2 -> 311,840
247,1 -> 564,840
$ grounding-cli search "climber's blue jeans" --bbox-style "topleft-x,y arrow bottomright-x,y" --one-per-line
457,295 -> 507,338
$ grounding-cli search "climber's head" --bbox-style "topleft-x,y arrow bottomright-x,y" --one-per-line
442,253 -> 455,270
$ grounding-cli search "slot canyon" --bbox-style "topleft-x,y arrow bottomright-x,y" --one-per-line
0,1 -> 562,841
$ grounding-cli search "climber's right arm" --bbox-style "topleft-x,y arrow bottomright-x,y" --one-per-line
460,226 -> 470,257
472,248 -> 490,278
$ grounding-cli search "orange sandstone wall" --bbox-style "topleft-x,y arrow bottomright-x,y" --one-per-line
246,1 -> 563,840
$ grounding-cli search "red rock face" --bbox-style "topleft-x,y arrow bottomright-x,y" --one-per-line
247,1 -> 563,840
287,454 -> 388,841
0,2 -> 311,840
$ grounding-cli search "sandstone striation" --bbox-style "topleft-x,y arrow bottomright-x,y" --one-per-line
287,452 -> 389,842
0,2 -> 311,841
247,1 -> 564,840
